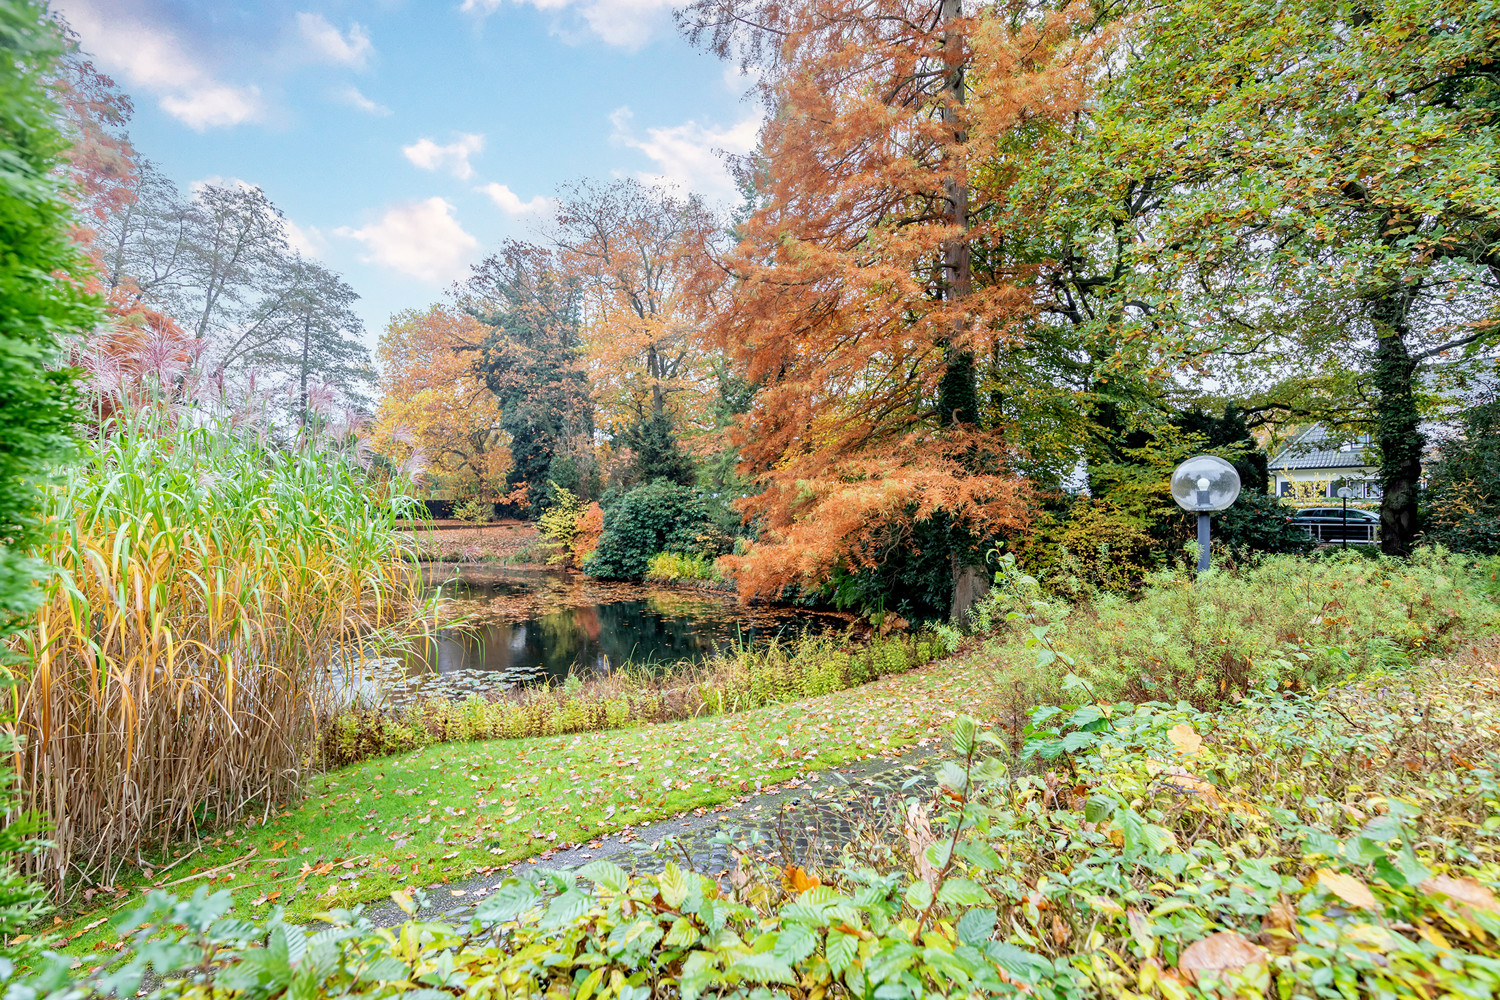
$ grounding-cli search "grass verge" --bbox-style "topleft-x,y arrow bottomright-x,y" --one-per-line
52,652 -> 981,955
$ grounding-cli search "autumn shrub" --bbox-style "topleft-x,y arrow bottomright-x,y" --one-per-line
971,547 -> 1497,709
451,497 -> 495,523
571,502 -> 604,566
6,371 -> 427,898
319,631 -> 940,767
1013,499 -> 1161,600
537,484 -> 587,565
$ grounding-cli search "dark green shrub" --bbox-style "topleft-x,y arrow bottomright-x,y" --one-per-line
1204,489 -> 1314,555
585,479 -> 716,580
1424,400 -> 1500,555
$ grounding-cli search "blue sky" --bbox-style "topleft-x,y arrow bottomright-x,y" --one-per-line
56,0 -> 761,346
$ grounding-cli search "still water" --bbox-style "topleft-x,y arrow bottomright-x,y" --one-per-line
386,565 -> 851,701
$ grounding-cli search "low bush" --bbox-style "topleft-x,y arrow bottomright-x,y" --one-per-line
536,485 -> 588,565
644,551 -> 723,585
34,653 -> 1500,1000
969,547 -> 1497,708
320,630 -> 940,767
586,481 -> 725,581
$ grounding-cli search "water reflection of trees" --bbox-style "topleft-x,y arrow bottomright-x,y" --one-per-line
406,586 -> 849,687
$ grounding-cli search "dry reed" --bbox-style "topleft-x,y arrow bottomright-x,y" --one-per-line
4,374 -> 427,898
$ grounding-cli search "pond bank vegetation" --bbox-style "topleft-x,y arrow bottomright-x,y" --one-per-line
321,630 -> 940,767
4,383 -> 428,900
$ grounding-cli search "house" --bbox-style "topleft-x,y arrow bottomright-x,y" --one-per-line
1267,424 -> 1382,500
1267,360 -> 1499,501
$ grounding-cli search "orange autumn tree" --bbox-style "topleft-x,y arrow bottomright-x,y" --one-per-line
679,0 -> 1098,604
372,305 -> 509,501
551,179 -> 720,481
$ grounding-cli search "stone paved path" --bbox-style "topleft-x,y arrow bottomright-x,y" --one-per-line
361,740 -> 952,927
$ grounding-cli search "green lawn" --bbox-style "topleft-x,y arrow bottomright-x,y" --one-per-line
57,654 -> 983,957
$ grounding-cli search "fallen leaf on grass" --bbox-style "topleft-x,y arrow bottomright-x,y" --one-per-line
1317,869 -> 1378,910
1178,932 -> 1268,983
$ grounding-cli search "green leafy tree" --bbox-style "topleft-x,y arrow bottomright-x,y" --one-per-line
464,241 -> 594,516
1073,0 -> 1500,556
0,0 -> 102,934
1425,400 -> 1500,555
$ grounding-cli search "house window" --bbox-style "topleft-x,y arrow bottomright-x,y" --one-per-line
1279,480 -> 1291,497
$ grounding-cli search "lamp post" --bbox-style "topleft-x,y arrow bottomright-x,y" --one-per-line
1337,486 -> 1351,549
1171,455 -> 1242,573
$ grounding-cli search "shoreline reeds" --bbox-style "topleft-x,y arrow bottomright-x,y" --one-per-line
4,372 -> 428,898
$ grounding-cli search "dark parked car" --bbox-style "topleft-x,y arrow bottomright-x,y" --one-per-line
1288,506 -> 1380,545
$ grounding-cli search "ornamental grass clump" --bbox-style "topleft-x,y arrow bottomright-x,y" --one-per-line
5,362 -> 426,897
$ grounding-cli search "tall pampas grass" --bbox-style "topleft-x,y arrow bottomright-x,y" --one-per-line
5,341 -> 427,897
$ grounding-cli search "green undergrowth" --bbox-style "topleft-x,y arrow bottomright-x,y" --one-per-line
321,631 -> 938,768
29,651 -> 1500,998
961,547 -> 1500,710
37,548 -> 1500,966
644,552 -> 724,585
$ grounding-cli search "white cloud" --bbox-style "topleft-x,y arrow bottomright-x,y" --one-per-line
402,134 -> 486,180
161,86 -> 264,130
610,106 -> 760,204
461,0 -> 674,49
284,219 -> 328,259
337,84 -> 391,116
336,198 -> 479,283
55,1 -> 263,130
478,183 -> 553,215
188,175 -> 259,196
297,12 -> 374,70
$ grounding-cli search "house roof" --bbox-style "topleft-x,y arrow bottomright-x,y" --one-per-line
1268,424 -> 1375,471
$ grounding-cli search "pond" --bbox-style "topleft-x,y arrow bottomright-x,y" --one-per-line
368,564 -> 854,705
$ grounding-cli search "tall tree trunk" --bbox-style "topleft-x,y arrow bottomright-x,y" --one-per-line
937,0 -> 975,428
1370,290 -> 1423,556
936,0 -> 987,622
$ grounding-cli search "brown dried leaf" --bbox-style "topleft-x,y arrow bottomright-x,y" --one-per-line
1421,875 -> 1500,916
785,865 -> 820,893
1264,898 -> 1297,955
1178,931 -> 1269,984
1168,724 -> 1203,758
1317,869 -> 1378,910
